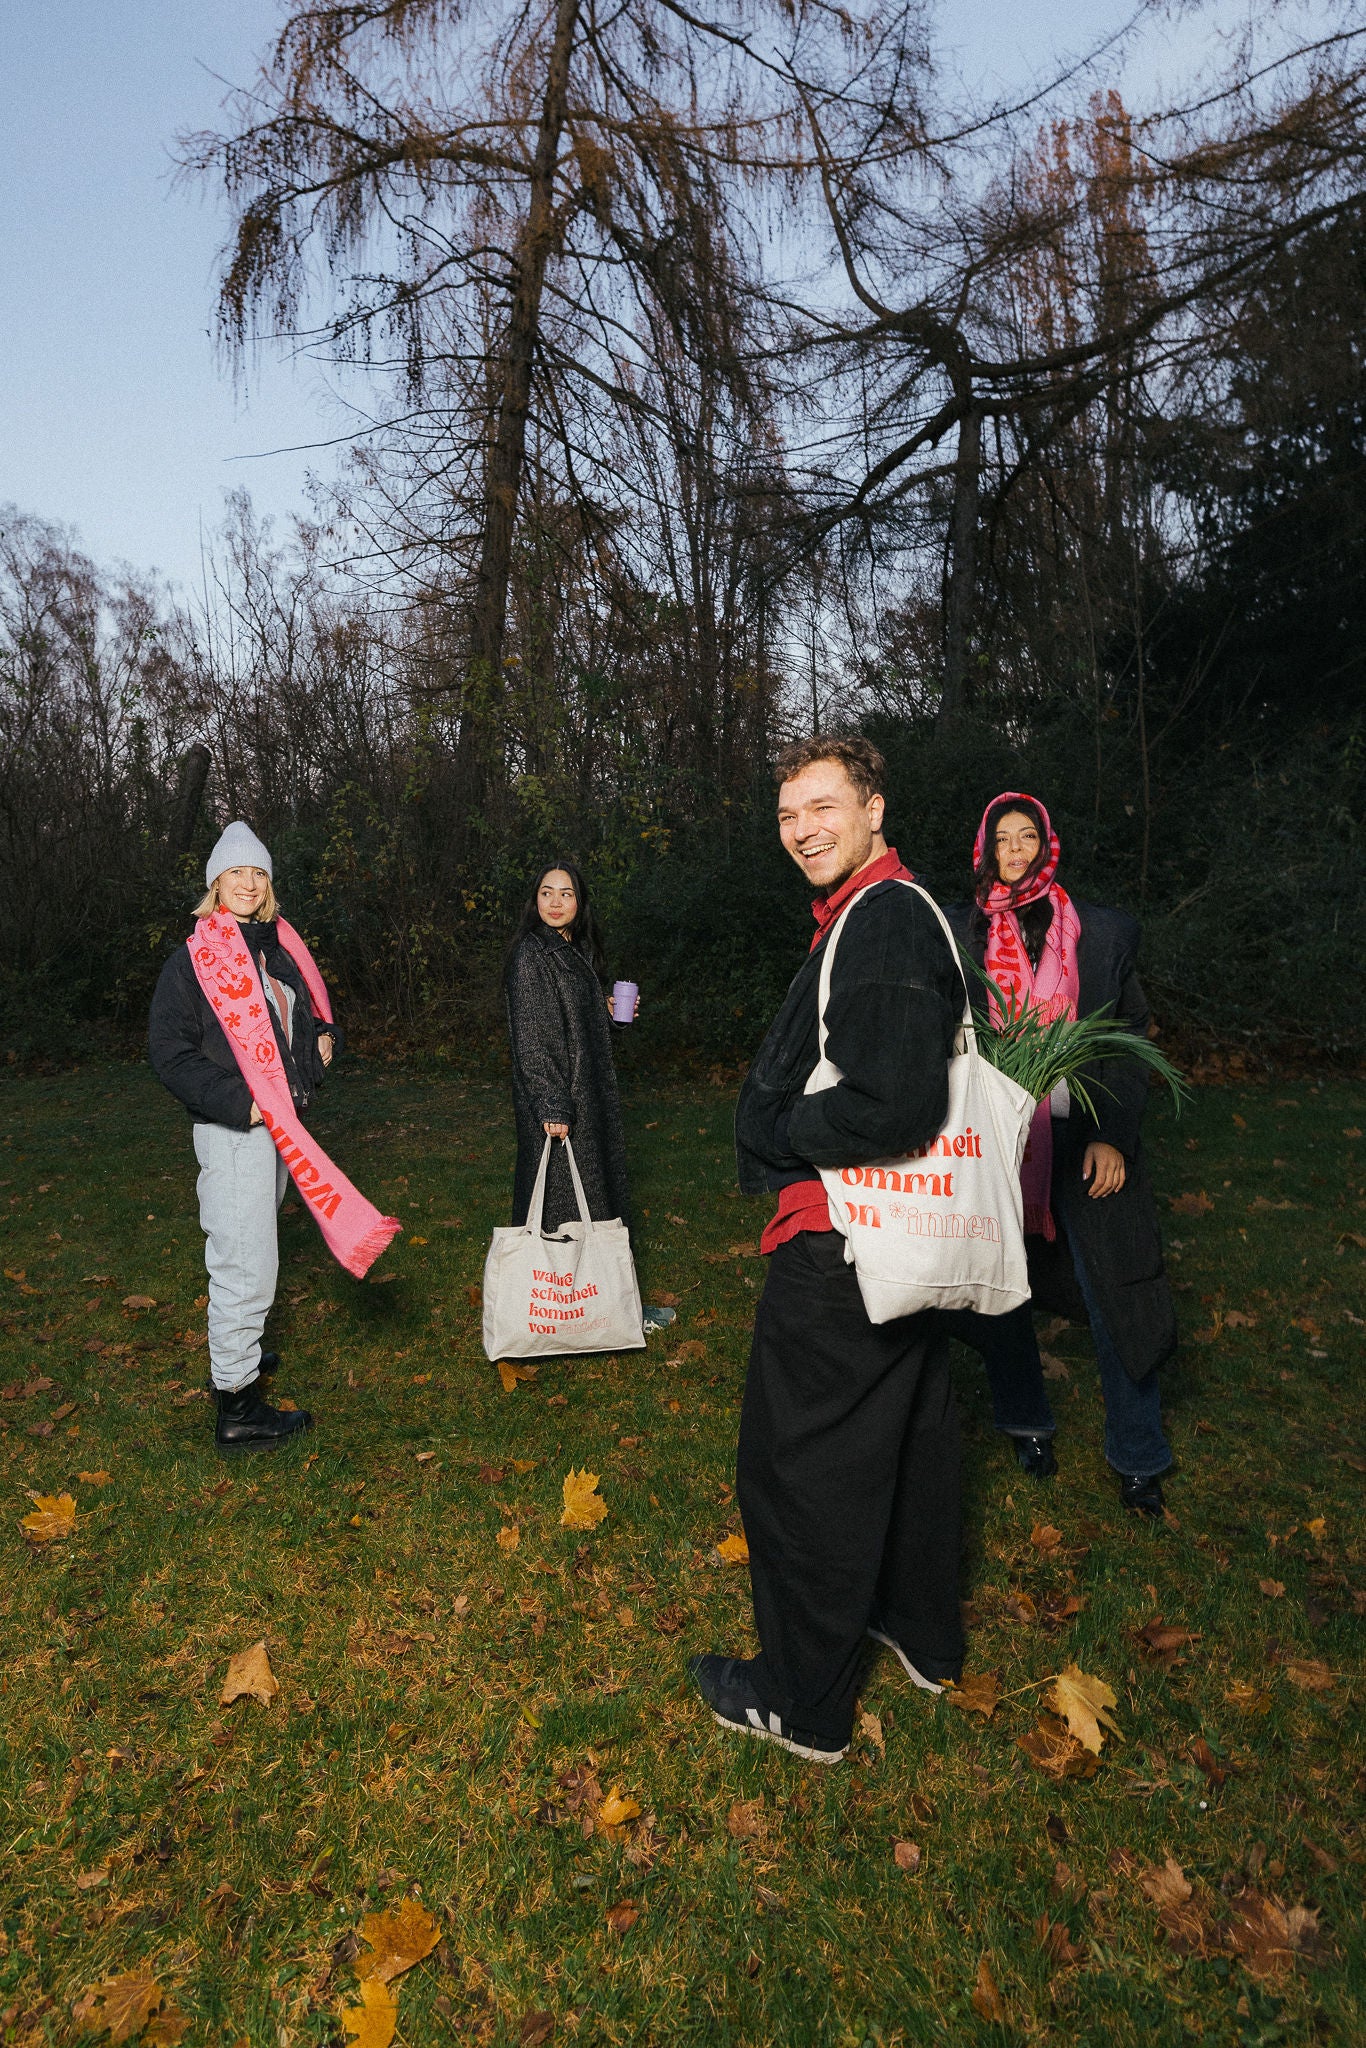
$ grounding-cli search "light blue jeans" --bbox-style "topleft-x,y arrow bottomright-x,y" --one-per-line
193,1122 -> 288,1391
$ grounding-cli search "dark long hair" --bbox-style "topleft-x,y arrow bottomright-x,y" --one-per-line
508,861 -> 608,981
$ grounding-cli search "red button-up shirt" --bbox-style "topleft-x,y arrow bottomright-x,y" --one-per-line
759,848 -> 913,1255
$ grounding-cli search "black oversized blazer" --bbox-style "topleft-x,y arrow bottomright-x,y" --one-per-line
944,898 -> 1178,1381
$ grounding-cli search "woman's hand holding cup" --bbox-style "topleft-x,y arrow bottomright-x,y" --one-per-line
611,979 -> 640,1023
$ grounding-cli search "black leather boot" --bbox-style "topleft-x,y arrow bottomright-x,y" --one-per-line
215,1377 -> 312,1454
1013,1434 -> 1058,1478
1119,1471 -> 1166,1517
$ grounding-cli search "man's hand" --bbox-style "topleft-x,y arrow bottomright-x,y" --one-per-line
544,1121 -> 570,1139
1083,1141 -> 1126,1198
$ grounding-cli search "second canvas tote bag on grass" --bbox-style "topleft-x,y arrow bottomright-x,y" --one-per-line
482,1135 -> 646,1361
804,879 -> 1035,1322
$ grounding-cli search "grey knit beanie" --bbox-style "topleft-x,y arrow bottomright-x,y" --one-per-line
205,821 -> 273,887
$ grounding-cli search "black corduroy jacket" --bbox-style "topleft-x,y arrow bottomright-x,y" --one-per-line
148,920 -> 331,1130
735,877 -> 964,1195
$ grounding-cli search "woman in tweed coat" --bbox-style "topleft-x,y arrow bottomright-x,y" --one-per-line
504,862 -> 634,1236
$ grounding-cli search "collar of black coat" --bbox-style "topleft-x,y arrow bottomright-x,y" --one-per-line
233,917 -> 278,954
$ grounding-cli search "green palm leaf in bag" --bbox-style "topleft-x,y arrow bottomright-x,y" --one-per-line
960,954 -> 1189,1117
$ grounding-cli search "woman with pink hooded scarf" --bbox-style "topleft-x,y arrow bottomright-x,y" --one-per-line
943,792 -> 1178,1517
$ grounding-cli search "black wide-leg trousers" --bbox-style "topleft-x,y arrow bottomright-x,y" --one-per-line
736,1229 -> 965,1745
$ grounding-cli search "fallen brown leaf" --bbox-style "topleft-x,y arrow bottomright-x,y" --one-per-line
1281,1657 -> 1334,1692
220,1639 -> 279,1708
605,1899 -> 640,1936
358,1895 -> 441,1982
1169,1190 -> 1214,1215
893,1839 -> 922,1873
1034,1912 -> 1086,1968
727,1797 -> 764,1841
859,1710 -> 885,1755
497,1524 -> 520,1552
947,1671 -> 1001,1719
715,1530 -> 749,1564
1226,1889 -> 1324,1980
497,1360 -> 537,1392
1259,1579 -> 1285,1599
1134,1615 -> 1202,1667
1136,1855 -> 1220,1957
1188,1735 -> 1231,1788
121,1294 -> 157,1310
340,1976 -> 397,2048
20,1491 -> 76,1542
1002,1590 -> 1037,1625
970,1956 -> 1008,2023
560,1468 -> 607,1530
1030,1521 -> 1063,1554
1039,1592 -> 1086,1632
1018,1714 -> 1098,1782
518,2016 -> 555,2048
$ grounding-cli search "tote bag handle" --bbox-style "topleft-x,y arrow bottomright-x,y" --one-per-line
524,1134 -> 597,1240
815,878 -> 976,1061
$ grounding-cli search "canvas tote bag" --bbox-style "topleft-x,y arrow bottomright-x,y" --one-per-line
803,879 -> 1035,1322
482,1136 -> 646,1360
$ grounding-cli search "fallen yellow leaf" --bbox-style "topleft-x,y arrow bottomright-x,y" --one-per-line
77,1470 -> 112,1485
859,1710 -> 885,1755
497,1524 -> 521,1552
71,1969 -> 166,2041
220,1639 -> 279,1708
561,1467 -> 607,1530
341,1976 -> 397,2048
1048,1663 -> 1122,1755
715,1531 -> 749,1564
598,1788 -> 641,1828
20,1492 -> 76,1542
357,1895 -> 441,1983
497,1360 -> 537,1392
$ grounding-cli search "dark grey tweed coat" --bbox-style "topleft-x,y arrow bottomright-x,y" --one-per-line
505,927 -> 632,1234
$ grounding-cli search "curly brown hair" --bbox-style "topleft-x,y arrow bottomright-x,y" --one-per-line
772,733 -> 887,803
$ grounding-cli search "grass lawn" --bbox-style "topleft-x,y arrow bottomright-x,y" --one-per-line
0,1052 -> 1362,2047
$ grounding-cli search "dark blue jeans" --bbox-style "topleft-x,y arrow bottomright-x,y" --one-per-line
946,1206 -> 1172,1480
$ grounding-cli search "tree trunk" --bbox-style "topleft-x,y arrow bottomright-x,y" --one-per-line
462,0 -> 581,794
169,742 -> 211,855
937,398 -> 981,731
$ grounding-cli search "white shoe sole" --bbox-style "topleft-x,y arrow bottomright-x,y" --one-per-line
711,1707 -> 847,1764
867,1629 -> 946,1694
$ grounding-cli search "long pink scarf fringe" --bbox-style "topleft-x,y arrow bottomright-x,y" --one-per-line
188,914 -> 400,1278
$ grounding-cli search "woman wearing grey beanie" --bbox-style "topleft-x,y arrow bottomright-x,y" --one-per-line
148,822 -> 337,1451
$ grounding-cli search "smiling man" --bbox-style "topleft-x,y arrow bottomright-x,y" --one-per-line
689,734 -> 967,1762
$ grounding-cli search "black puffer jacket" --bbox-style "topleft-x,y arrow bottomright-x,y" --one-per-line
148,920 -> 332,1130
736,877 -> 964,1193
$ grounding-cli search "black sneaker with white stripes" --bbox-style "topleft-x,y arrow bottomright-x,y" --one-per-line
688,1653 -> 848,1764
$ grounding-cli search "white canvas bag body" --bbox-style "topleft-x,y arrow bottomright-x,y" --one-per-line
803,878 -> 1035,1322
482,1135 -> 646,1360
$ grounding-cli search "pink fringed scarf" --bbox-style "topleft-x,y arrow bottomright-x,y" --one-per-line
973,793 -> 1081,1240
188,913 -> 400,1278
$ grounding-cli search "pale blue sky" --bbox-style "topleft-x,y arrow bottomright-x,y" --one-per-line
1,0 -> 1258,594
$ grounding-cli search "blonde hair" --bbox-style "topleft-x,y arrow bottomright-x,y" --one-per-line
194,873 -> 281,922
